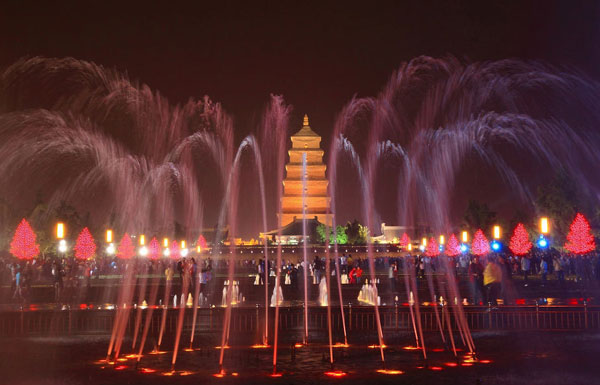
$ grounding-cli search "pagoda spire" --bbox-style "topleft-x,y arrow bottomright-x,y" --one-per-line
303,114 -> 309,127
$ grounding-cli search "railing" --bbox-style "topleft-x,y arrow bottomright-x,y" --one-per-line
1,304 -> 598,337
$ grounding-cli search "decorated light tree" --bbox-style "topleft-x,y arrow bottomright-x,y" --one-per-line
197,234 -> 207,250
509,223 -> 532,256
399,233 -> 411,249
471,229 -> 491,256
148,237 -> 160,260
564,213 -> 596,254
425,237 -> 440,257
74,227 -> 96,260
445,233 -> 461,257
117,233 -> 135,259
10,219 -> 40,260
170,240 -> 180,260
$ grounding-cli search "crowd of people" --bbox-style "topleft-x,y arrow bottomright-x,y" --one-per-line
1,248 -> 599,305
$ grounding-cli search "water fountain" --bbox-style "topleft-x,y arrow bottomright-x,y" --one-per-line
318,277 -> 328,306
3,56 -> 600,380
270,278 -> 283,307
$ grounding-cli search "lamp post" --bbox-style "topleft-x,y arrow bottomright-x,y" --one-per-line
106,229 -> 115,255
491,225 -> 501,252
180,240 -> 188,257
163,238 -> 170,257
139,234 -> 148,257
540,217 -> 549,234
493,225 -> 501,240
56,222 -> 67,257
539,217 -> 550,248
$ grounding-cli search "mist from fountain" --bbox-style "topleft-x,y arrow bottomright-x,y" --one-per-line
3,56 -> 600,377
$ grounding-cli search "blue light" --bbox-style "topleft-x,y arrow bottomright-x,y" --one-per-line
538,236 -> 548,248
460,244 -> 468,253
491,241 -> 501,251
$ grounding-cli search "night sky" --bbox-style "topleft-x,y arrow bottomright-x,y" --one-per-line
1,1 -> 599,236
2,1 -> 598,136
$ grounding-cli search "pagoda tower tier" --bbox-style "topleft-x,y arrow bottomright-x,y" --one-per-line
279,114 -> 333,227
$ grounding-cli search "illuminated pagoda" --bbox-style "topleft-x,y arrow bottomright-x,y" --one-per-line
262,115 -> 332,244
280,114 -> 332,227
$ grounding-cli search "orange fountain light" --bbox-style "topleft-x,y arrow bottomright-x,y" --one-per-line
250,344 -> 270,349
324,371 -> 347,377
376,369 -> 404,375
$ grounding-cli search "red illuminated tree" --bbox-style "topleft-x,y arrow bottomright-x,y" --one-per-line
170,240 -> 180,260
509,223 -> 532,256
471,229 -> 490,256
197,234 -> 207,250
445,234 -> 461,257
564,213 -> 596,254
10,219 -> 40,260
399,233 -> 411,249
74,227 -> 96,260
148,237 -> 160,260
117,233 -> 135,259
425,237 -> 440,257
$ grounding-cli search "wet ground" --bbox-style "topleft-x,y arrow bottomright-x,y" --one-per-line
1,331 -> 599,384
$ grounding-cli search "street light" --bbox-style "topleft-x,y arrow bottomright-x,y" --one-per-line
139,234 -> 146,246
56,223 -> 65,239
461,231 -> 468,243
106,243 -> 115,255
139,246 -> 148,257
439,235 -> 445,245
422,237 -> 427,246
163,238 -> 169,248
540,217 -> 549,234
58,239 -> 67,253
493,225 -> 501,240
106,229 -> 113,243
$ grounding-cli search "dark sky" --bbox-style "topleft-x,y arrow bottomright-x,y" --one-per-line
1,1 -> 599,235
1,0 -> 599,135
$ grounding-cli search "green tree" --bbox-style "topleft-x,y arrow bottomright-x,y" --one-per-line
463,200 -> 497,232
534,170 -> 599,244
316,224 -> 348,245
345,219 -> 368,245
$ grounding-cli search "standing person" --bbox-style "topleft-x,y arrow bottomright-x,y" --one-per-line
388,261 -> 397,293
258,258 -> 265,285
313,255 -> 322,284
553,254 -> 565,287
355,265 -> 363,285
13,266 -> 23,302
521,256 -> 531,287
348,265 -> 357,284
483,258 -> 502,307
51,261 -> 63,303
468,256 -> 484,305
340,254 -> 347,274
164,263 -> 174,305
540,258 -> 548,286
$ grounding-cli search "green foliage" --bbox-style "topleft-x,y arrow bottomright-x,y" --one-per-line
345,219 -> 368,245
463,200 -> 497,232
534,170 -> 599,244
316,223 -> 348,245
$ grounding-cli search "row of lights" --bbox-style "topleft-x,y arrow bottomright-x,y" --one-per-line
55,224 -> 200,257
418,217 -> 551,252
